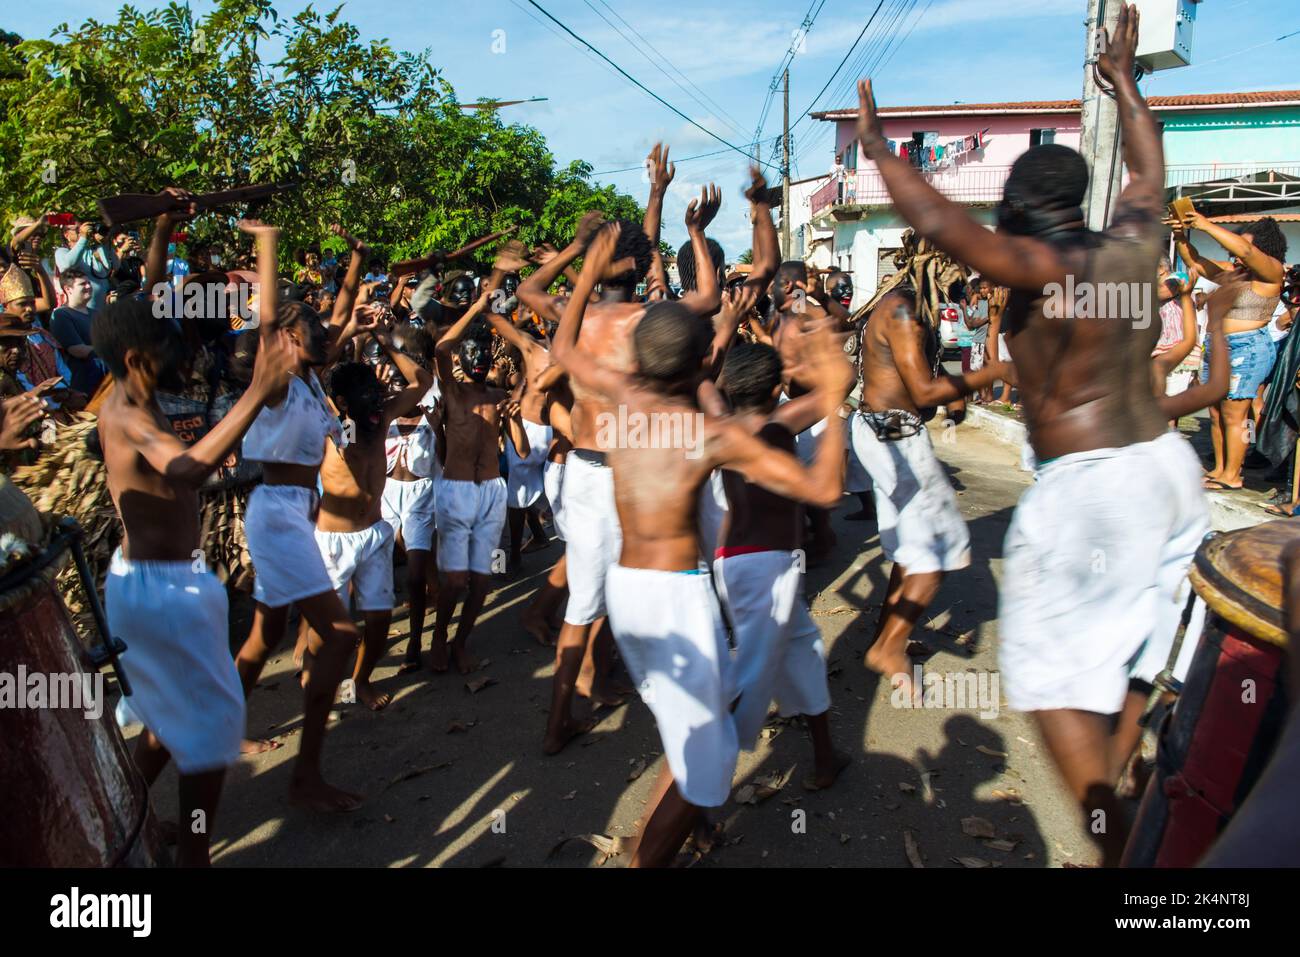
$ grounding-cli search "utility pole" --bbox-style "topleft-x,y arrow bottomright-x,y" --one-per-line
1079,0 -> 1124,229
782,68 -> 792,260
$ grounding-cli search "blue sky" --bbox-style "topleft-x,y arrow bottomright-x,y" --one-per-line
7,1 -> 1295,254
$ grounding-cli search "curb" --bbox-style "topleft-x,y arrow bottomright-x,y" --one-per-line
962,404 -> 1266,532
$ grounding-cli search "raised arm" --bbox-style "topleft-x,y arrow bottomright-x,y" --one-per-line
855,80 -> 1067,291
434,273 -> 502,390
240,220 -> 281,357
706,284 -> 758,380
744,167 -> 780,293
1159,282 -> 1237,420
144,188 -> 198,293
1181,211 -> 1284,285
482,241 -> 536,354
642,143 -> 675,249
130,325 -> 297,486
519,212 -> 604,323
376,320 -> 434,420
1102,5 -> 1166,234
711,318 -> 852,508
329,224 -> 369,329
550,223 -> 632,402
678,185 -> 723,317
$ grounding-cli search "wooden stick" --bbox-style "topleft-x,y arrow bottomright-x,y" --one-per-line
389,226 -> 518,279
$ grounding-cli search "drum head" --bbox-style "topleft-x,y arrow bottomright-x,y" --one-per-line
1189,519 -> 1300,649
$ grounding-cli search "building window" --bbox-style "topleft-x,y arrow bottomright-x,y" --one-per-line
844,141 -> 858,171
1030,128 -> 1056,147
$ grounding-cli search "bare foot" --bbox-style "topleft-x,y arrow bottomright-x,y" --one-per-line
452,644 -> 478,675
355,681 -> 392,711
429,639 -> 450,673
804,751 -> 852,791
580,681 -> 631,708
522,615 -> 557,646
240,737 -> 283,755
289,776 -> 364,813
397,656 -> 422,676
543,716 -> 597,755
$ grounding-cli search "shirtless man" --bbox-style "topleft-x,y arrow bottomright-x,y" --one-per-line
854,5 -> 1202,864
312,307 -> 432,709
552,222 -> 852,868
432,260 -> 530,674
851,285 -> 1004,685
520,176 -> 722,753
94,223 -> 297,865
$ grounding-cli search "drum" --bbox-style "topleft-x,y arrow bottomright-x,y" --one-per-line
0,520 -> 165,867
1123,520 -> 1294,868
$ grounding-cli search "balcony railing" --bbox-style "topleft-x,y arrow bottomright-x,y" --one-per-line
811,165 -> 1012,216
810,161 -> 1300,217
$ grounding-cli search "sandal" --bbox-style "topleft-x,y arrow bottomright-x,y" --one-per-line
1203,478 -> 1243,491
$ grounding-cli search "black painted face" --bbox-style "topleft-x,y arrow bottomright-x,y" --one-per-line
502,273 -> 520,298
830,276 -> 853,307
447,275 -> 476,306
458,336 -> 491,382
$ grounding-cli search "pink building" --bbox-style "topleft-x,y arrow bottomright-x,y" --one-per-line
804,91 -> 1300,307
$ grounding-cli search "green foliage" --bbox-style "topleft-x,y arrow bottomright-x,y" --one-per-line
0,0 -> 641,268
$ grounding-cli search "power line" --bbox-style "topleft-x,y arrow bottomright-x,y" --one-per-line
789,0 -> 888,135
524,0 -> 778,171
579,0 -> 751,141
593,0 -> 752,140
591,141 -> 778,177
749,0 -> 828,153
794,0 -> 923,169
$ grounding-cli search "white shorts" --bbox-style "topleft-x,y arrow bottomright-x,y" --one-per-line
561,453 -> 622,626
794,416 -> 831,467
315,520 -> 396,612
1165,368 -> 1195,397
543,459 -> 566,541
997,333 -> 1011,363
998,431 -> 1209,714
107,551 -> 244,774
381,476 -> 436,553
714,550 -> 830,750
605,564 -> 738,807
506,419 -> 553,509
435,477 -> 507,575
246,484 -> 334,607
696,469 -> 729,565
970,341 -> 986,371
849,415 -> 971,573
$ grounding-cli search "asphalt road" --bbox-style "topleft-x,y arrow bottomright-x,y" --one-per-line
138,419 -> 1094,868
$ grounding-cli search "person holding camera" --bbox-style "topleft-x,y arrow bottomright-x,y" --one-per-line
54,220 -> 119,311
1173,212 -> 1287,490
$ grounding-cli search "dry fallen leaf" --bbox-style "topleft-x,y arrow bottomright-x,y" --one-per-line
561,790 -> 577,801
547,833 -> 626,865
627,759 -> 647,782
898,782 -> 916,794
465,676 -> 498,694
839,833 -> 851,845
991,788 -> 1023,805
447,719 -> 475,733
952,856 -> 992,868
961,816 -> 997,839
381,761 -> 452,793
976,745 -> 1008,759
985,838 -> 1019,853
903,830 -> 924,868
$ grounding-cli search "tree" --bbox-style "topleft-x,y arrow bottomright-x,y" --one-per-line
0,0 -> 640,268
737,248 -> 754,265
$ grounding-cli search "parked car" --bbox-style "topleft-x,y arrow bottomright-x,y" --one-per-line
937,302 -> 963,359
